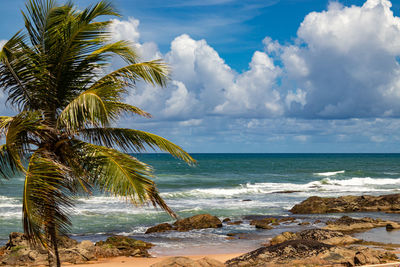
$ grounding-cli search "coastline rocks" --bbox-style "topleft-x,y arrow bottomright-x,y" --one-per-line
0,233 -> 154,266
151,256 -> 224,267
145,223 -> 175,234
290,194 -> 400,214
173,214 -> 222,231
225,239 -> 397,267
145,214 -> 222,234
95,235 -> 153,258
270,229 -> 359,246
323,216 -> 399,232
249,217 -> 296,229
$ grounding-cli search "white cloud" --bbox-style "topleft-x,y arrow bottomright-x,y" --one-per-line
106,1 -> 400,152
280,0 -> 400,118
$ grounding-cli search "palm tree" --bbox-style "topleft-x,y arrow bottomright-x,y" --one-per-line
0,0 -> 195,266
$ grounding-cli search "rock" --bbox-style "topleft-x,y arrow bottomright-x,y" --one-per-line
242,199 -> 252,201
0,232 -> 99,266
95,235 -> 153,258
250,218 -> 277,229
225,239 -> 397,267
145,214 -> 223,234
227,220 -> 243,225
145,223 -> 174,234
386,222 -> 400,230
173,214 -> 222,231
222,218 -> 231,223
324,216 -> 395,232
278,217 -> 296,223
270,229 -> 359,246
270,232 -> 296,245
226,240 -> 334,266
150,256 -> 224,267
298,222 -> 310,226
290,193 -> 400,214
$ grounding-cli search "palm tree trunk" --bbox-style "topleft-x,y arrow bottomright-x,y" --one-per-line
47,224 -> 61,267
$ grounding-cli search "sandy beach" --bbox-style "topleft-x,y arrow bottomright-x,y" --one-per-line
68,253 -> 242,267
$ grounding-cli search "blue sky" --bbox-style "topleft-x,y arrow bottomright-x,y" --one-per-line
2,0 -> 400,153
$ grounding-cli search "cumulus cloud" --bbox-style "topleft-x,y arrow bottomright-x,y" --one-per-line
280,0 -> 400,118
107,0 -> 400,151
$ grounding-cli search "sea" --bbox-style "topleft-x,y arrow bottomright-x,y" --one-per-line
1,153 -> 400,255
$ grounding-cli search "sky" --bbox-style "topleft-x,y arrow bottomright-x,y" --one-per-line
2,0 -> 400,153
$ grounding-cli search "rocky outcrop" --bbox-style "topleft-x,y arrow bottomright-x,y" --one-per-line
290,194 -> 400,214
95,235 -> 153,258
225,239 -> 397,267
173,214 -> 222,231
270,229 -> 359,246
323,216 -> 400,232
145,214 -> 222,234
145,223 -> 175,234
0,233 -> 153,266
150,256 -> 224,267
249,217 -> 296,229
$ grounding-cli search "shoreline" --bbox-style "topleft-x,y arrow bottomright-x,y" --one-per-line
67,253 -> 243,267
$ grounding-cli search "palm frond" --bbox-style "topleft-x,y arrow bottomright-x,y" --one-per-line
0,145 -> 23,179
79,128 -> 195,164
74,141 -> 177,218
92,60 -> 169,89
23,150 -> 73,246
4,111 -> 46,172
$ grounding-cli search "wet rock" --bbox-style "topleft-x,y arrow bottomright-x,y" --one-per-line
298,222 -> 310,226
270,229 -> 359,246
290,193 -> 400,214
386,222 -> 400,231
225,239 -> 397,267
145,223 -> 174,234
242,199 -> 252,201
227,220 -> 243,225
222,218 -> 231,223
324,216 -> 395,232
150,256 -> 224,267
145,214 -> 223,234
173,214 -> 222,231
250,218 -> 277,229
278,217 -> 296,223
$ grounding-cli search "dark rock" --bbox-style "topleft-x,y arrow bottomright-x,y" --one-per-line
278,217 -> 296,223
250,218 -> 277,229
225,239 -> 397,267
242,199 -> 252,201
227,220 -> 243,225
145,223 -> 174,234
226,240 -> 334,266
270,228 -> 359,246
298,222 -> 310,226
173,214 -> 222,231
222,218 -> 231,223
290,193 -> 400,214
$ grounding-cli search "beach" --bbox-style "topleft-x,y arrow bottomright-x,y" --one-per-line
68,254 -> 242,267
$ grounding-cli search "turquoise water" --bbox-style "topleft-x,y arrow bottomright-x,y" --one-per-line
1,153 -> 400,253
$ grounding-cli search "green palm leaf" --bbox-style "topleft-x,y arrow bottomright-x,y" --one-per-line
23,150 -> 73,246
79,128 -> 195,164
